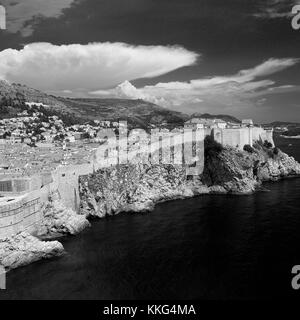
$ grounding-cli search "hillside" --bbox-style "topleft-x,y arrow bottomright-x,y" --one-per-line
263,121 -> 300,128
58,97 -> 187,129
281,128 -> 300,137
190,112 -> 241,124
0,80 -> 246,129
0,81 -> 187,128
0,80 -> 68,110
262,121 -> 300,137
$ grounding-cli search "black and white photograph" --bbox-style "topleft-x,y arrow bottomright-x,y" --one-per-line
0,0 -> 300,309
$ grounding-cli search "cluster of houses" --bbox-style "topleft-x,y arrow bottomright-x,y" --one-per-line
0,108 -> 125,146
0,97 -> 273,155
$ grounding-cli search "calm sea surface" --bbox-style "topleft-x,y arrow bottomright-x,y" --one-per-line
1,135 -> 300,300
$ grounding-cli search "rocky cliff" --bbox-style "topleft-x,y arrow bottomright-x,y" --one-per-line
0,192 -> 90,271
0,232 -> 64,271
33,192 -> 90,239
79,164 -> 199,218
202,141 -> 300,194
2,142 -> 299,271
79,142 -> 300,218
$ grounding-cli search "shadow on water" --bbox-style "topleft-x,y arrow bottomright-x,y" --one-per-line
0,135 -> 300,300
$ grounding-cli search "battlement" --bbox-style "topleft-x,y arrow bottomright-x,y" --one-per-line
212,126 -> 274,150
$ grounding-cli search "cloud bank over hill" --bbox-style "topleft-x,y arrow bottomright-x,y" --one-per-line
90,58 -> 299,113
0,42 -> 198,92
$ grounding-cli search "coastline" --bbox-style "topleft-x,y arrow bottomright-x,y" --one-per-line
79,143 -> 300,219
1,144 -> 300,272
280,135 -> 300,139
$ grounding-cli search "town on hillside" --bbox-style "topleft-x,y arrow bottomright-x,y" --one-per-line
0,99 -> 275,176
0,98 -> 275,238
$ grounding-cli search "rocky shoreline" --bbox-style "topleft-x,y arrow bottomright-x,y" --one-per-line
0,192 -> 90,271
79,142 -> 300,217
0,233 -> 64,271
1,142 -> 300,271
33,192 -> 90,239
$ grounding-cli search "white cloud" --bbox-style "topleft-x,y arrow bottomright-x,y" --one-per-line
90,80 -> 168,106
0,42 -> 198,92
91,58 -> 299,113
3,0 -> 74,35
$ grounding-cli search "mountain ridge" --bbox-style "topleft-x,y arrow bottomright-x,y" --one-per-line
1,81 -> 246,128
0,81 -> 187,128
189,112 -> 241,124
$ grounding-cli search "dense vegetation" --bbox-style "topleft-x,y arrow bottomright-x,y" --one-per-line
243,144 -> 255,153
204,135 -> 224,158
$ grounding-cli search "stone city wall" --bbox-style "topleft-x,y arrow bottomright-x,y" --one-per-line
50,163 -> 94,212
212,127 -> 274,150
0,126 -> 273,238
0,194 -> 42,238
252,127 -> 274,146
212,127 -> 253,150
0,173 -> 56,238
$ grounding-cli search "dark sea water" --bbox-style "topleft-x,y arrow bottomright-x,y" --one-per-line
1,135 -> 300,300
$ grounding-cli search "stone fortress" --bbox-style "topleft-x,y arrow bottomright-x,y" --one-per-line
185,118 -> 274,150
0,118 -> 274,238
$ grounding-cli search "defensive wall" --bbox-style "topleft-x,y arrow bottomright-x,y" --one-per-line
0,164 -> 94,238
212,126 -> 274,150
0,196 -> 41,237
252,127 -> 274,146
51,163 -> 94,212
0,174 -> 55,238
0,125 -> 273,238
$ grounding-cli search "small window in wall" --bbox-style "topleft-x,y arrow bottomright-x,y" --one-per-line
0,180 -> 12,192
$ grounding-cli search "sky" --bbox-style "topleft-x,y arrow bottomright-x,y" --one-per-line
0,0 -> 300,122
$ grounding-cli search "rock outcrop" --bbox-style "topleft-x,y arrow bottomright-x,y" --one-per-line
0,192 -> 90,271
79,164 -> 201,218
202,143 -> 300,194
34,195 -> 90,238
256,150 -> 300,181
0,232 -> 64,271
79,143 -> 300,218
2,142 -> 299,271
